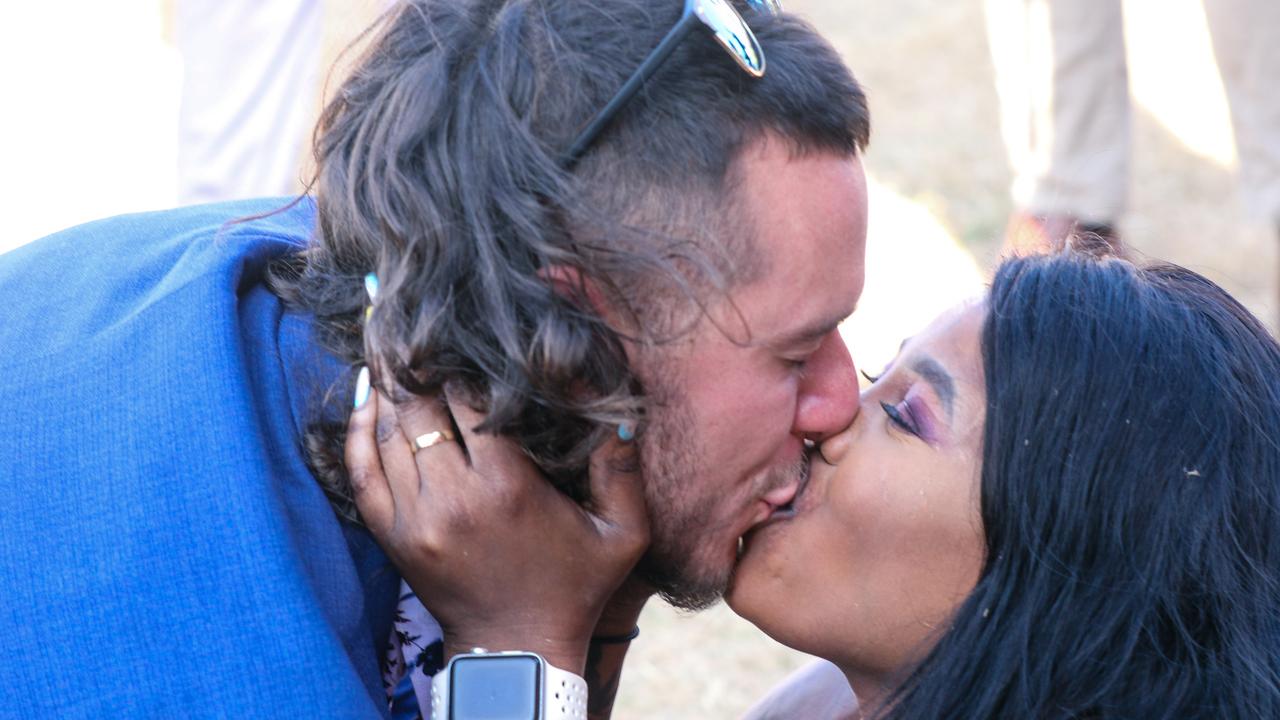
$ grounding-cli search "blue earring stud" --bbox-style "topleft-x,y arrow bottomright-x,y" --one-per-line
617,422 -> 636,442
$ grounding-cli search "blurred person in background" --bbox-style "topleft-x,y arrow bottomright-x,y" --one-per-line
985,1 -> 1280,273
0,0 -> 872,716
354,251 -> 1280,718
175,0 -> 322,203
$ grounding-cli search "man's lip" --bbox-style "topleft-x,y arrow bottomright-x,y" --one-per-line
754,458 -> 814,525
764,455 -> 813,507
761,481 -> 800,510
738,497 -> 794,560
735,456 -> 815,559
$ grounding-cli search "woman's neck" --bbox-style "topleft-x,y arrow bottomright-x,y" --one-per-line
840,665 -> 892,719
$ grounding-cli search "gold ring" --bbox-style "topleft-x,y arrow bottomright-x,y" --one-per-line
412,429 -> 456,453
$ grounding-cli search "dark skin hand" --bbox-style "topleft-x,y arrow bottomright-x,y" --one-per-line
580,574 -> 654,716
345,385 -> 650,680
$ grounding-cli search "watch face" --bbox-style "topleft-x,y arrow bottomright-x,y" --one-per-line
450,654 -> 542,720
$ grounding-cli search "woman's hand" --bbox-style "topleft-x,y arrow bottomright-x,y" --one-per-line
345,384 -> 650,675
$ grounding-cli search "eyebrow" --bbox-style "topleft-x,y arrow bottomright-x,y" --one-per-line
911,355 -> 956,418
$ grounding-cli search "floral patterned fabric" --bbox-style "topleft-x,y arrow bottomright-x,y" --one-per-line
384,582 -> 446,719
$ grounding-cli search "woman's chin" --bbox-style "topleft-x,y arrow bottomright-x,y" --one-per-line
725,514 -> 852,664
723,567 -> 752,614
725,518 -> 795,630
726,558 -> 827,662
724,581 -> 791,651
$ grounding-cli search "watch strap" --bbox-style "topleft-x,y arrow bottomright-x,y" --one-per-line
430,653 -> 588,720
540,661 -> 589,720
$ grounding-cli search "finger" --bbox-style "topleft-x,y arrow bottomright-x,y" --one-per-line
388,384 -> 468,493
586,435 -> 649,538
346,376 -> 395,537
443,384 -> 529,482
373,387 -> 422,507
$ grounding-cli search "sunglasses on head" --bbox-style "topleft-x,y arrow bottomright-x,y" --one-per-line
562,0 -> 783,168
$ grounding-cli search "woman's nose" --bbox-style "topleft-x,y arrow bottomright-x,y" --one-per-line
816,421 -> 855,464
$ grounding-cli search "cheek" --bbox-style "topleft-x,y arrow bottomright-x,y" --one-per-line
819,467 -> 983,642
706,366 -> 795,415
732,447 -> 986,667
727,517 -> 829,642
847,487 -> 983,630
729,497 -> 902,661
688,375 -> 800,460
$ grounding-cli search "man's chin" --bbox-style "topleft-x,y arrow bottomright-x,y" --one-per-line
636,551 -> 731,612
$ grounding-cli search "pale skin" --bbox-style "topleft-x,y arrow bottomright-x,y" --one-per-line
347,301 -> 990,718
612,133 -> 867,611
346,135 -> 873,717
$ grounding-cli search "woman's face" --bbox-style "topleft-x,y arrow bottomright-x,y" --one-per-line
726,301 -> 987,679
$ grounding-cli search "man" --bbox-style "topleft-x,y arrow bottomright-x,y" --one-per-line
0,0 -> 868,717
298,1 -> 870,713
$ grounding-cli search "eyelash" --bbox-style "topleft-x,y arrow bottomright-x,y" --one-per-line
860,369 -> 880,384
880,400 -> 919,437
786,345 -> 822,373
786,357 -> 810,380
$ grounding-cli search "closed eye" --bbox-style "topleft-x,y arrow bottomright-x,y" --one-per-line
785,356 -> 814,383
783,341 -> 825,375
880,400 -> 919,437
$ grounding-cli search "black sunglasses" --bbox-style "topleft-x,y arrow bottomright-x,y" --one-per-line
562,0 -> 783,168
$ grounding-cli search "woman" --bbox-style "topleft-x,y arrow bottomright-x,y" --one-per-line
348,252 -> 1280,718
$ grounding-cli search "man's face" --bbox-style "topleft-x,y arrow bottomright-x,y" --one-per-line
632,136 -> 868,609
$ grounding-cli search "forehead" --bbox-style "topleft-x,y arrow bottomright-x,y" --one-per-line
901,301 -> 985,369
726,139 -> 868,337
898,301 -> 987,433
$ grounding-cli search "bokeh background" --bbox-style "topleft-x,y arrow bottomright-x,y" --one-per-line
2,1 -> 1274,717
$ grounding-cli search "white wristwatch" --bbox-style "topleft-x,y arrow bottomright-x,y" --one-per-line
430,648 -> 588,720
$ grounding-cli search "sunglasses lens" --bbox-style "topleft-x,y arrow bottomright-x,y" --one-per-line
696,0 -> 767,76
745,0 -> 783,14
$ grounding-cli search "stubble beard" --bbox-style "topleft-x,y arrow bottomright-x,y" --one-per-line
633,391 -> 730,612
630,368 -> 811,613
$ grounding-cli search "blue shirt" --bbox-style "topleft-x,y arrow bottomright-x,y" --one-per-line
0,199 -> 399,718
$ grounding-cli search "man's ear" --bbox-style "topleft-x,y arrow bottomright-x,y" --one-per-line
538,264 -> 629,330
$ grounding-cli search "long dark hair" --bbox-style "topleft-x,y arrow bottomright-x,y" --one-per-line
884,254 -> 1280,717
267,0 -> 869,519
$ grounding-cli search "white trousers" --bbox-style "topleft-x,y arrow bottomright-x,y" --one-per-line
175,0 -> 323,204
985,0 -> 1280,225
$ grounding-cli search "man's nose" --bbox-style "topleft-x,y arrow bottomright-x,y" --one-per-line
793,330 -> 861,440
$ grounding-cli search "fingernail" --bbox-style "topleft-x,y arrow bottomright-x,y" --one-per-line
364,272 -> 380,301
354,366 -> 371,409
617,422 -> 636,442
